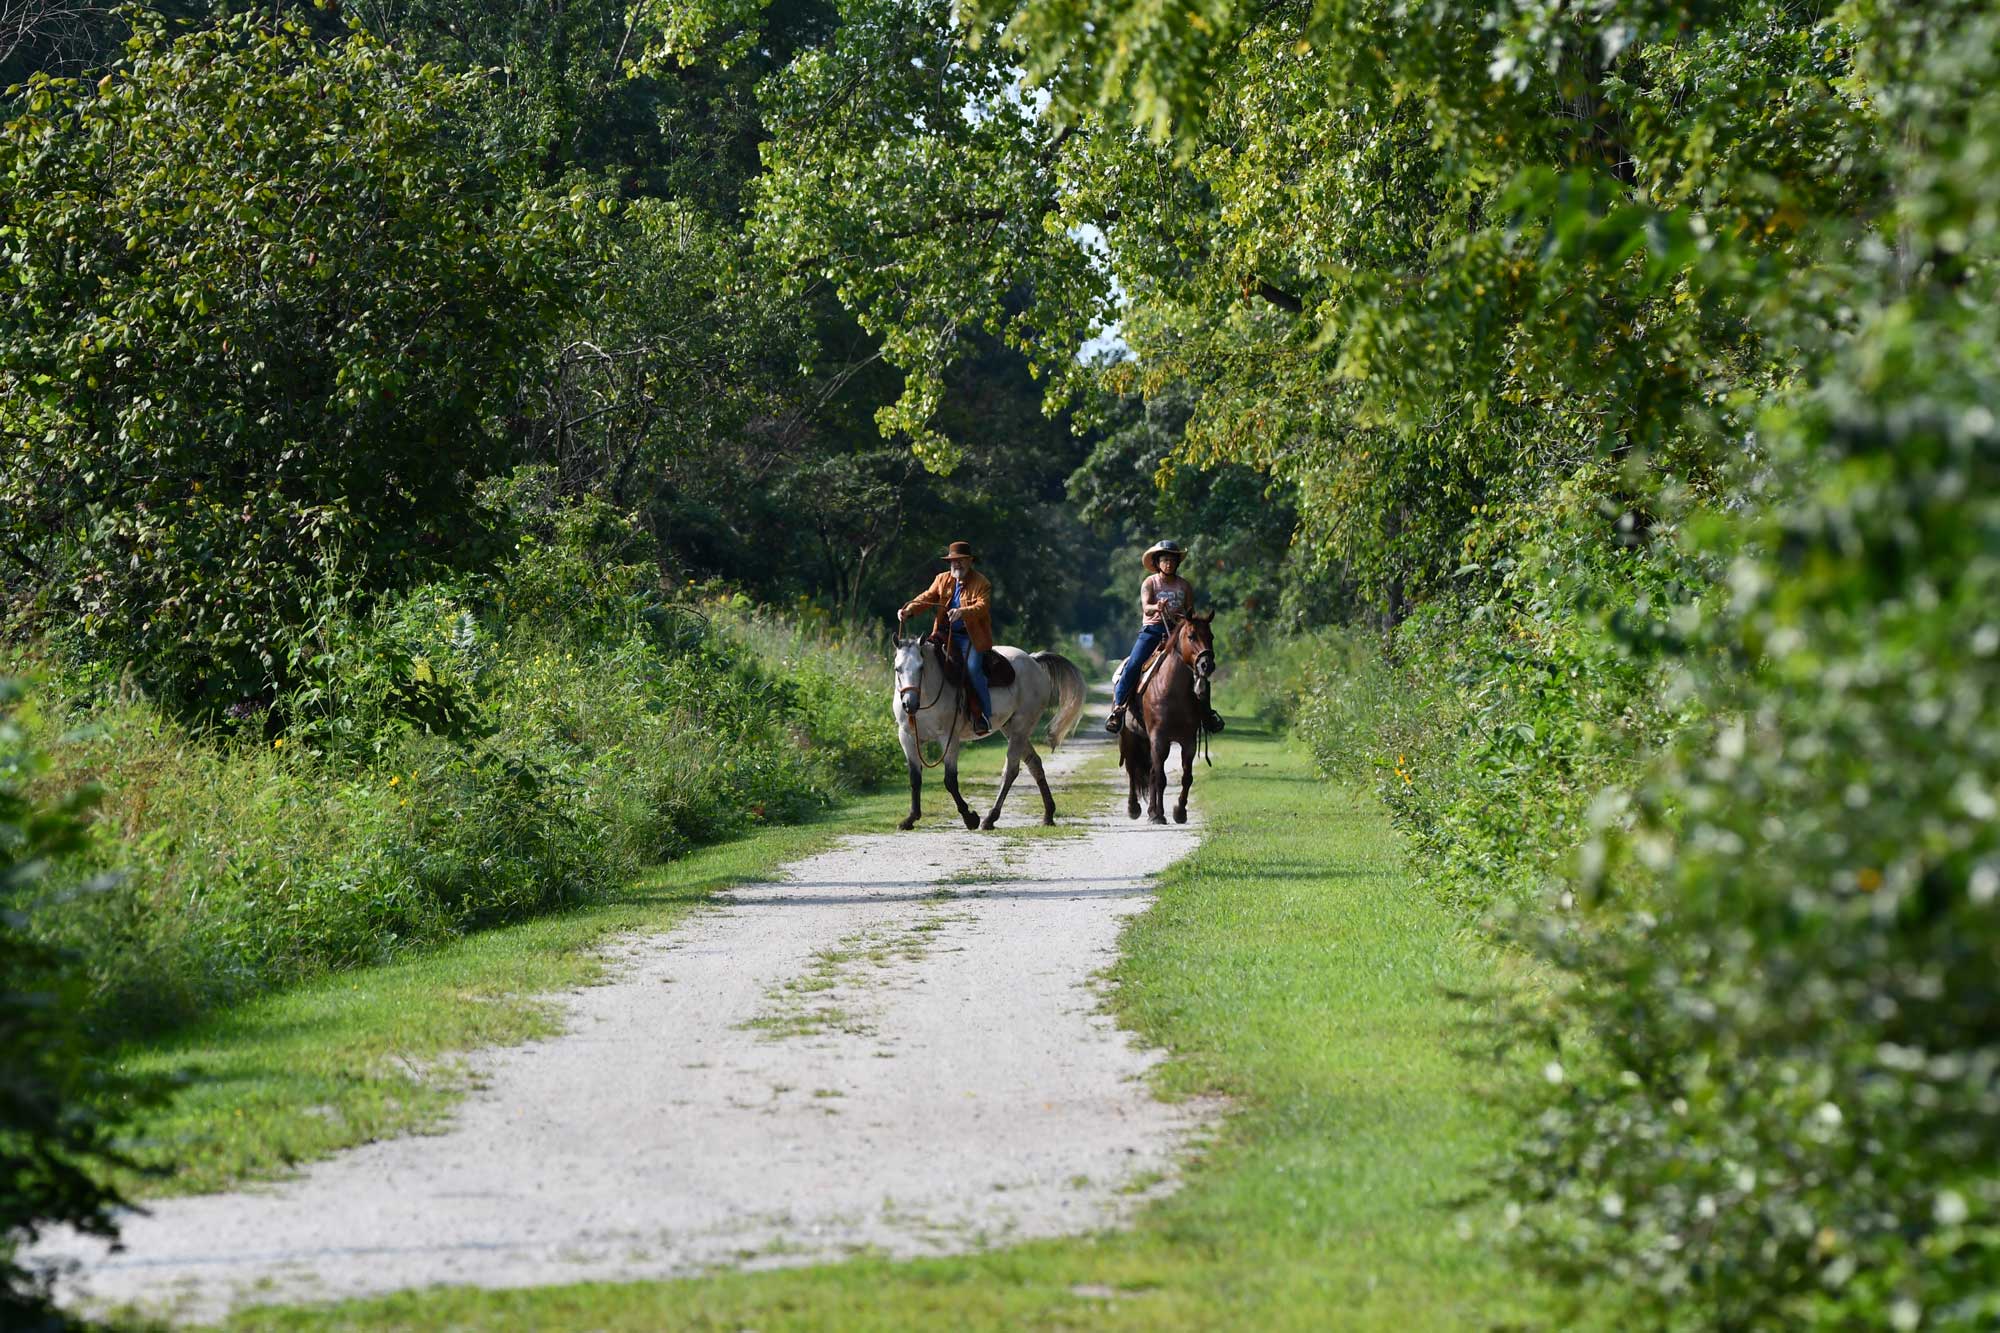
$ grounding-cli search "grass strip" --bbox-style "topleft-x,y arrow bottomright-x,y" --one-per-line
222,718 -> 1548,1330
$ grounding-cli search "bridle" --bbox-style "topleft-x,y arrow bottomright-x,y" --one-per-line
895,637 -> 952,766
1164,614 -> 1218,767
1168,615 -> 1216,681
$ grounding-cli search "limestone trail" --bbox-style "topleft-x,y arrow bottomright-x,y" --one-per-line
38,717 -> 1209,1323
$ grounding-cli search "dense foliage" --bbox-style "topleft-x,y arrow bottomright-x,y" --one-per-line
0,15 -> 576,711
0,4 -> 1121,726
663,0 -> 2000,1324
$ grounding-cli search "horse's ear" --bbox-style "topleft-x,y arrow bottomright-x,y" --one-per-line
1196,608 -> 1215,624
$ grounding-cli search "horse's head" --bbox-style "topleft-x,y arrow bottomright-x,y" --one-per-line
892,630 -> 927,716
1177,610 -> 1217,682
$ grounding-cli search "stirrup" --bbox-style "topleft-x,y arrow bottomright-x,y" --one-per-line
1103,708 -> 1124,734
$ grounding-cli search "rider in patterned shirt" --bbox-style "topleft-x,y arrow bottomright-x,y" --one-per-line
1105,540 -> 1216,733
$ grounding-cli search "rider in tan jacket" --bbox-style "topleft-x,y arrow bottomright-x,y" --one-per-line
900,540 -> 994,735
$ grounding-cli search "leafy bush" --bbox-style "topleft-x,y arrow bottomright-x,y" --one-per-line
0,13 -> 576,713
10,501 -> 898,1036
0,681 -> 161,1329
1233,6 -> 2000,1324
1498,53 -> 2000,1320
1247,480 -> 1699,914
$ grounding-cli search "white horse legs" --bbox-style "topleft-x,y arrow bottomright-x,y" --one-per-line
1024,747 -> 1056,825
942,748 -> 979,830
899,753 -> 923,831
980,740 -> 1053,829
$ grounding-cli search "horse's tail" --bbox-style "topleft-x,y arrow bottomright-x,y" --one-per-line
1033,652 -> 1087,751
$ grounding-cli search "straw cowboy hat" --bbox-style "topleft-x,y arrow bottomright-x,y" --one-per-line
939,540 -> 978,562
1142,540 -> 1187,572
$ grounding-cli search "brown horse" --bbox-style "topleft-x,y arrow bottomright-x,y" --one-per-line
1119,611 -> 1216,824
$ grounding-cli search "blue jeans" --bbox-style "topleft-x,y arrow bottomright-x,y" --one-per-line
1113,622 -> 1167,708
952,627 -> 992,720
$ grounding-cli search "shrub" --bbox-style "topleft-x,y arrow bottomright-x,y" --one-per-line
8,563 -> 896,1037
0,681 -> 161,1329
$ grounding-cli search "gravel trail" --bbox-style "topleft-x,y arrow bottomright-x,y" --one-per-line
38,720 -> 1209,1323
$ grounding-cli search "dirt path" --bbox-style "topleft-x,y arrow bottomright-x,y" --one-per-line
40,719 -> 1209,1323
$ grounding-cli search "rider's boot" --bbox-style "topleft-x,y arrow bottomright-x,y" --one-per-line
970,710 -> 992,737
1204,705 -> 1226,733
1103,705 -> 1124,734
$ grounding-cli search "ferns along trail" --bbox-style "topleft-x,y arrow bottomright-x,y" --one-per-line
3,2 -> 1996,1331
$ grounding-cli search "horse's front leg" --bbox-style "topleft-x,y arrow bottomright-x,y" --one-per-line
896,726 -> 925,830
942,742 -> 979,830
1174,733 -> 1194,824
982,740 -> 1023,829
1148,733 -> 1171,825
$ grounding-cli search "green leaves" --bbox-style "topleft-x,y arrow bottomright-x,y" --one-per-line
0,679 -> 164,1325
0,14 -> 579,713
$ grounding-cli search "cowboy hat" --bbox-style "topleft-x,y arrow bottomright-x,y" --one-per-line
939,540 -> 978,562
1142,539 -> 1187,572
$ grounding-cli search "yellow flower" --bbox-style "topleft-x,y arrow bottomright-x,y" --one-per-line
1857,868 -> 1882,893
389,775 -> 400,787
273,738 -> 284,749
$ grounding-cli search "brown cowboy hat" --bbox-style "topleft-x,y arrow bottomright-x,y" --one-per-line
939,540 -> 978,562
1142,539 -> 1187,572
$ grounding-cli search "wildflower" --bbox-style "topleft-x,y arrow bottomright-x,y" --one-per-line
389,775 -> 400,787
273,737 -> 284,749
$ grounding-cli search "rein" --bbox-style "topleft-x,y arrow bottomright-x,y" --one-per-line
898,642 -> 953,768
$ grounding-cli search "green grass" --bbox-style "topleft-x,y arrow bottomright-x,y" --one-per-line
219,717 -> 1549,1330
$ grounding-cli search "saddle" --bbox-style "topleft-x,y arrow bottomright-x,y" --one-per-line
1109,641 -> 1171,705
929,631 -> 1016,690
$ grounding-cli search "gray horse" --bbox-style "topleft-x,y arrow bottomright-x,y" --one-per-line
891,634 -> 1087,830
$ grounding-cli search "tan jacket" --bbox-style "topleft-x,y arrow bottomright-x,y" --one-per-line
902,569 -> 994,652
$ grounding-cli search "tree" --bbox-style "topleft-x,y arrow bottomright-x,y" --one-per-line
0,14 -> 577,711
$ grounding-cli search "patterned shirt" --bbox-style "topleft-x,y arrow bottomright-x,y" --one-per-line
1142,573 -> 1194,625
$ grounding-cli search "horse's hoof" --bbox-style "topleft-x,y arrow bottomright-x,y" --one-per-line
897,816 -> 918,831
980,815 -> 998,830
1126,803 -> 1140,820
1173,808 -> 1188,824
1149,813 -> 1167,825
961,812 -> 980,830
1042,815 -> 1056,827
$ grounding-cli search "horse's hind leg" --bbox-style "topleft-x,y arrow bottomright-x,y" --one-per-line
1121,730 -> 1143,819
942,744 -> 978,830
1022,746 -> 1056,825
981,739 -> 1024,829
1174,735 -> 1194,824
